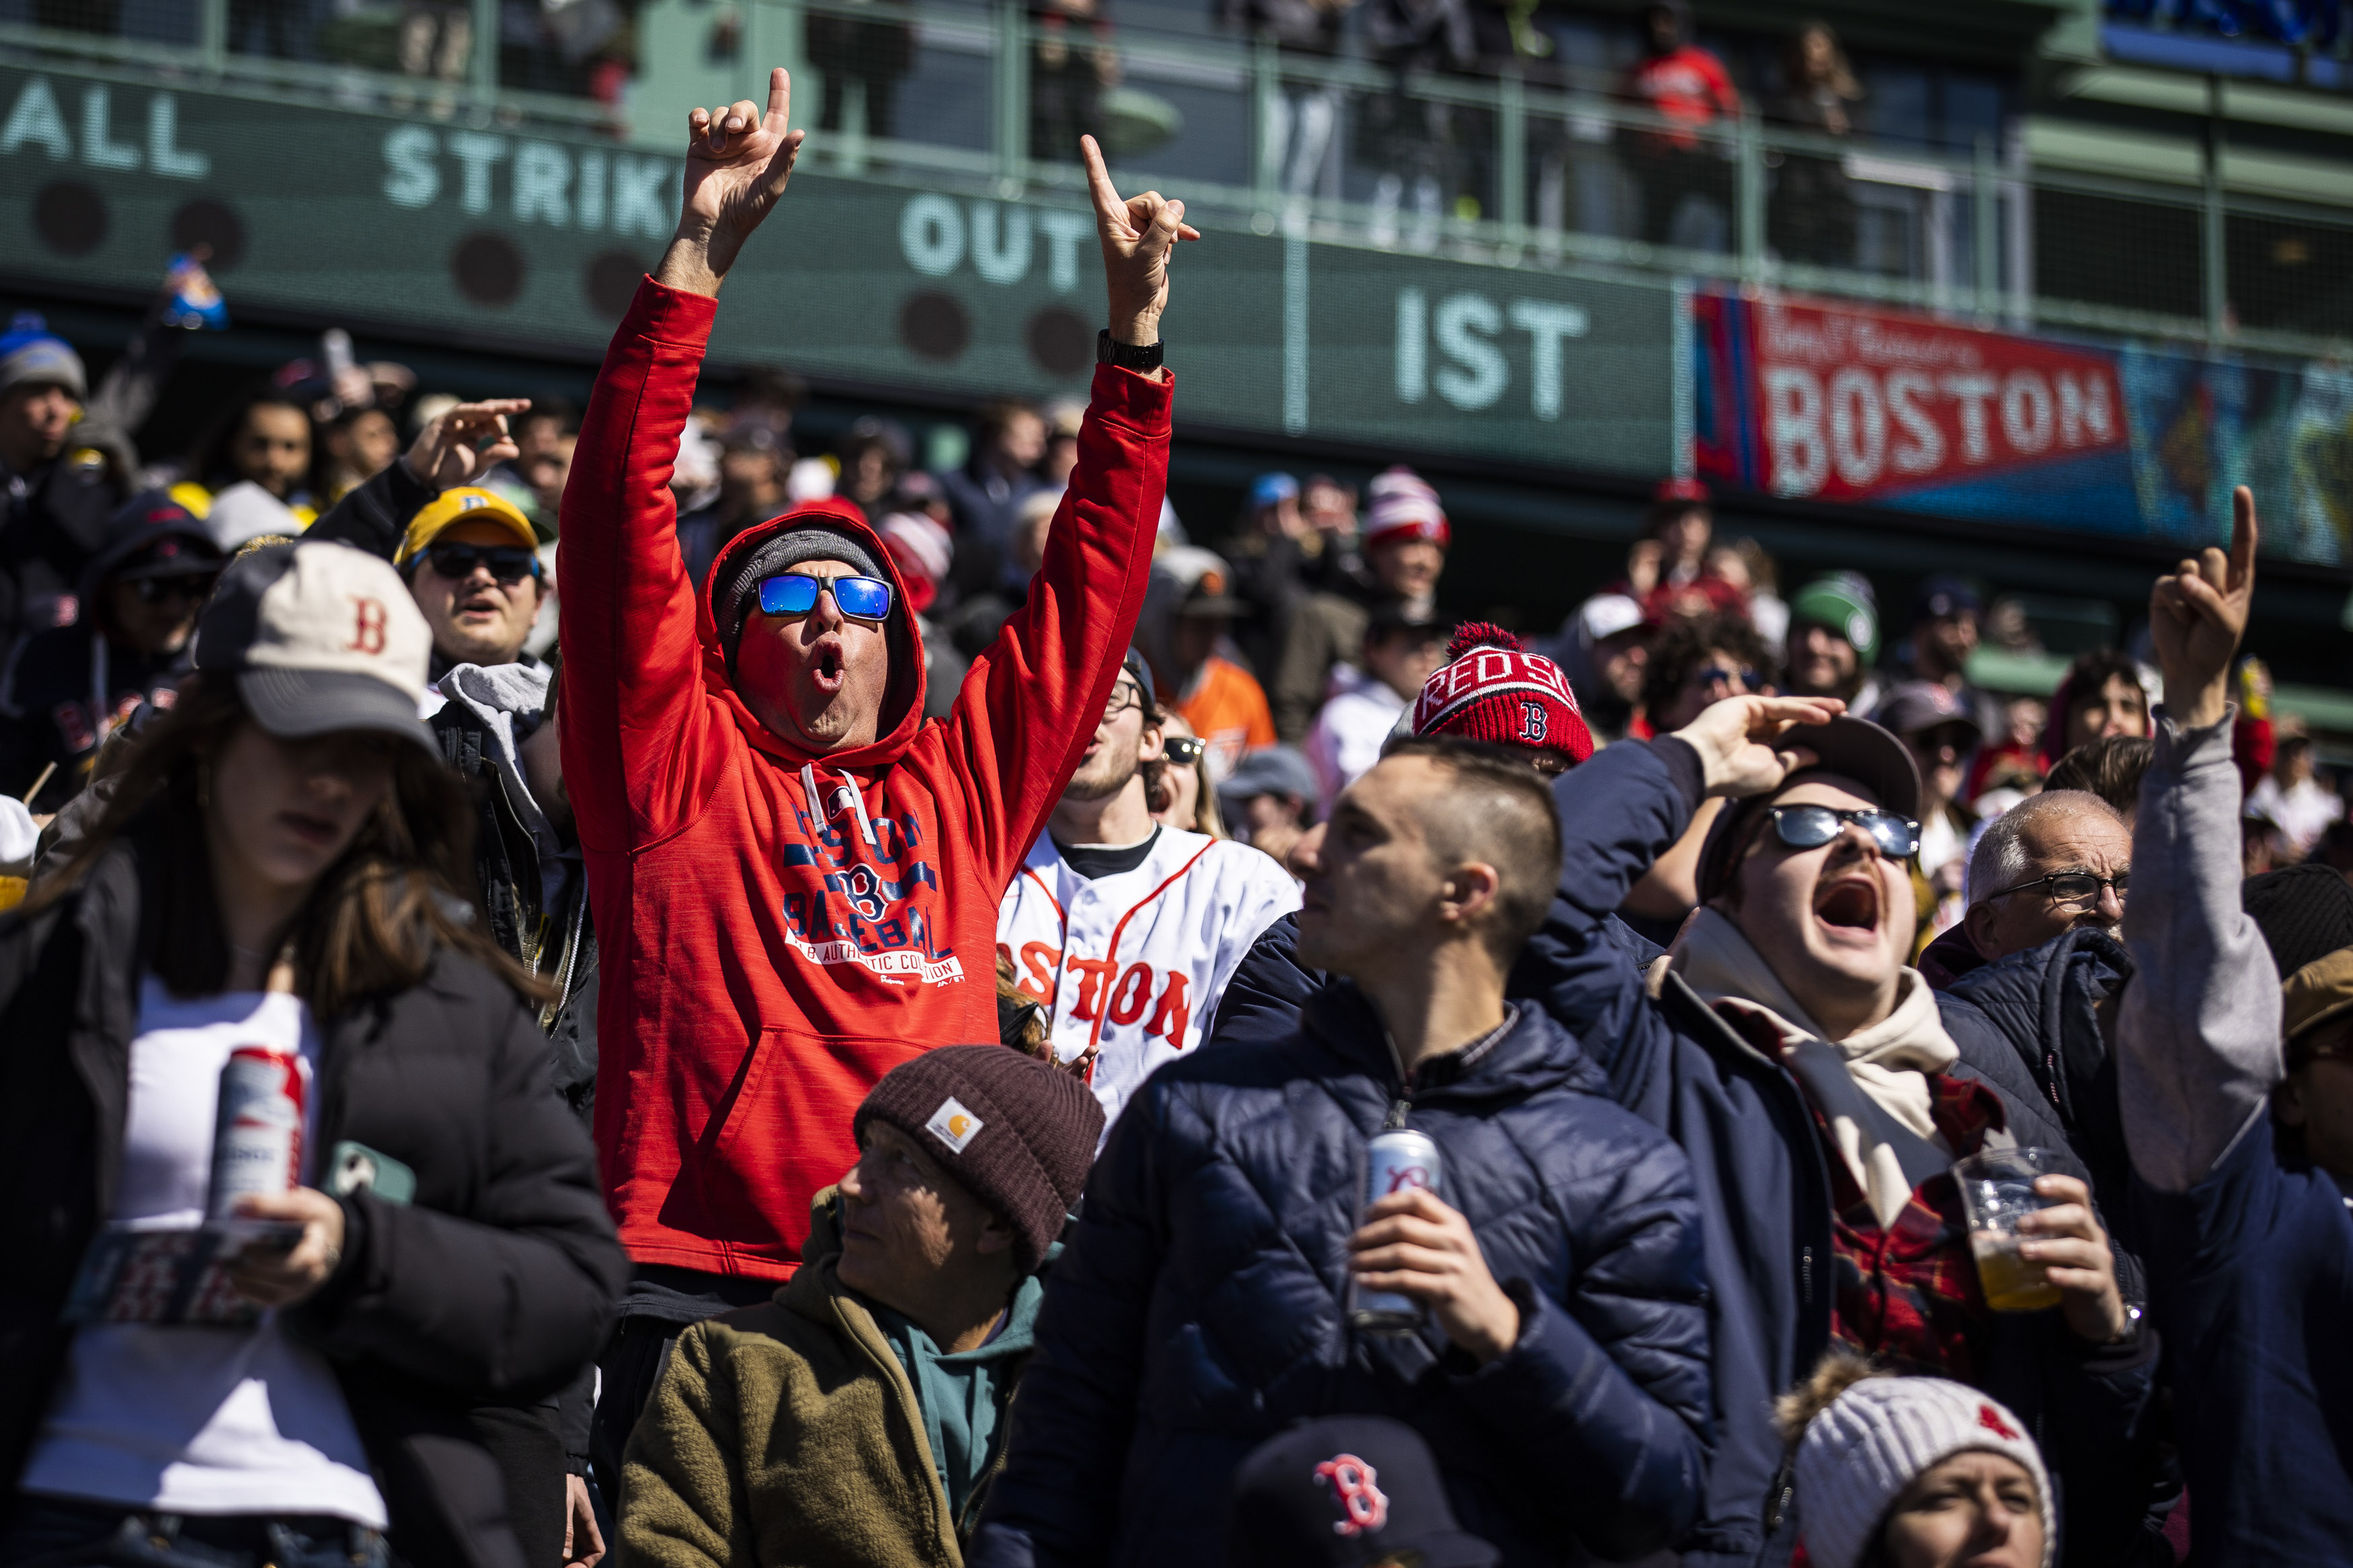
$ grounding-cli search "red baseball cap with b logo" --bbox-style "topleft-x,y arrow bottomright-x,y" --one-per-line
194,540 -> 436,753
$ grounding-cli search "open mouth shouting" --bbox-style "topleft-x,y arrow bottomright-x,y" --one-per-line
1812,871 -> 1882,936
808,638 -> 847,694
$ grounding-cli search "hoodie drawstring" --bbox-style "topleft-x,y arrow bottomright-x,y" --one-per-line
800,761 -> 879,848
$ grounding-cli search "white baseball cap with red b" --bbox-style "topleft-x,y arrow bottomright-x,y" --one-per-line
193,540 -> 436,752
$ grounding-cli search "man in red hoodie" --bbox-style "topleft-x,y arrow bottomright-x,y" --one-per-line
560,66 -> 1194,1468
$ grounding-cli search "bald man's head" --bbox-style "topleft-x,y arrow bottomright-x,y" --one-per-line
1964,790 -> 2131,962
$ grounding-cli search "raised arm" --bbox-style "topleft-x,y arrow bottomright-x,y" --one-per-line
307,399 -> 528,560
559,70 -> 802,852
2119,487 -> 2282,1194
936,137 -> 1197,884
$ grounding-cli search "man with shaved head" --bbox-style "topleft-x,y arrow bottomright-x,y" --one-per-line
973,739 -> 1714,1567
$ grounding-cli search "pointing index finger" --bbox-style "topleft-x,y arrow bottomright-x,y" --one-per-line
1079,135 -> 1125,224
2229,484 -> 2260,590
764,65 -> 792,131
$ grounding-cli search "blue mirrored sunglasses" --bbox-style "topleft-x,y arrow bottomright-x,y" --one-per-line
1767,804 -> 1921,860
756,572 -> 893,621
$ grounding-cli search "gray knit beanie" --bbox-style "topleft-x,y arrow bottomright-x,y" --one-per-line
854,1045 -> 1104,1272
716,524 -> 886,658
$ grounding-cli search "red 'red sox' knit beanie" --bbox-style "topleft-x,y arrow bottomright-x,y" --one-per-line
854,1046 -> 1105,1272
1412,623 -> 1595,764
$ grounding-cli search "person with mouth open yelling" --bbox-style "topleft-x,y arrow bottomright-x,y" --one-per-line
1522,698 -> 2159,1568
557,66 -> 1191,1473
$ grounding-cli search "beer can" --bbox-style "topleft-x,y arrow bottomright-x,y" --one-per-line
206,1046 -> 305,1223
1350,1128 -> 1443,1334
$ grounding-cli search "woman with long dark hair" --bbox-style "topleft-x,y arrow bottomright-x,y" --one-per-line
0,540 -> 625,1568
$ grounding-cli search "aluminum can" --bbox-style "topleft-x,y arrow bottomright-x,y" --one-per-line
206,1046 -> 305,1222
1350,1128 -> 1443,1333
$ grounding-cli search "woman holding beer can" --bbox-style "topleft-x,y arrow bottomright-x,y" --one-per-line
0,540 -> 625,1568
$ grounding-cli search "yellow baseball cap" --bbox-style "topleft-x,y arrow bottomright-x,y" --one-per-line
396,487 -> 538,568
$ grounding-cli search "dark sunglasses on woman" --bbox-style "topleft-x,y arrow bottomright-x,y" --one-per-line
1766,804 -> 1922,860
757,572 -> 894,621
1162,735 -> 1206,766
131,573 -> 219,605
423,543 -> 543,583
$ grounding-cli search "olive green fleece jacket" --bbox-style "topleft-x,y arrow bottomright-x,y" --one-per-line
619,1190 -> 1029,1568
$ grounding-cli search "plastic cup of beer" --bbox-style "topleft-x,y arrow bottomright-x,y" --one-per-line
1952,1147 -> 2069,1313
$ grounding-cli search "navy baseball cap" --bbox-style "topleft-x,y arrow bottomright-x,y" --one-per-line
1227,1417 -> 1498,1568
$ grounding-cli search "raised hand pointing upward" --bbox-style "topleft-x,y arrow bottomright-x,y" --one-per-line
1082,132 -> 1199,351
2149,483 -> 2259,732
657,67 -> 808,297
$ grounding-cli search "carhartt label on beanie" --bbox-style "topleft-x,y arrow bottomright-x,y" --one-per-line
856,1045 -> 1104,1272
926,1096 -> 984,1154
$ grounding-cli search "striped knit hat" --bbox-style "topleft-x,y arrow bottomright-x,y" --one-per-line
1412,623 -> 1594,765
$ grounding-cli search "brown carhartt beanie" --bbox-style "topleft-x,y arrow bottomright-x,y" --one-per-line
854,1045 -> 1105,1272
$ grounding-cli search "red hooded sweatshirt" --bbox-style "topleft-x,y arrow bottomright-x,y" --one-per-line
559,278 -> 1172,1279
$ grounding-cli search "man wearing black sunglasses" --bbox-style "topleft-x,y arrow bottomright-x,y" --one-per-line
0,490 -> 222,813
1510,700 -> 2159,1567
394,485 -> 549,679
561,65 -> 1195,1479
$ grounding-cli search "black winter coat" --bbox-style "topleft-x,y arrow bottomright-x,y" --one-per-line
0,823 -> 629,1565
1940,930 -> 2141,1254
971,985 -> 1714,1568
1513,738 -> 2165,1568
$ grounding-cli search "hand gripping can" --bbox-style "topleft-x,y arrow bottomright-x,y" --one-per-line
1349,1128 -> 1443,1334
206,1046 -> 305,1223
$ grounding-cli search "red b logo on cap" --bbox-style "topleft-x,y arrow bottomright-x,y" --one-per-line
1313,1455 -> 1388,1537
348,595 -> 389,655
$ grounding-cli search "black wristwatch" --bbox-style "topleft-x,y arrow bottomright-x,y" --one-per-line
1097,329 -> 1164,374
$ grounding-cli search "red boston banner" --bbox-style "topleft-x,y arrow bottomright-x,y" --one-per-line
1708,295 -> 2128,503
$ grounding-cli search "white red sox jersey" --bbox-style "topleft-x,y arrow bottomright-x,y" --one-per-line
997,827 -> 1301,1128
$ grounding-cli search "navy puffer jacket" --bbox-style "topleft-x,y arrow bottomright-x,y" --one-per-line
971,983 -> 1713,1568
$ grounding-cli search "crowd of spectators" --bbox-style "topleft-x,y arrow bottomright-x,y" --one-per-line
1,79 -> 2350,1568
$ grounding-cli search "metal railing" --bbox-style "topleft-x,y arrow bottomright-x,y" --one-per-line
9,0 -> 2353,358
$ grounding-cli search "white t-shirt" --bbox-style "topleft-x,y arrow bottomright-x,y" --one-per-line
20,981 -> 387,1526
1304,668 -> 1412,820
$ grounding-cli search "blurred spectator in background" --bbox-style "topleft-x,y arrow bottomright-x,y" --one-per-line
2245,813 -> 2291,877
678,423 -> 792,592
313,404 -> 402,508
176,390 -> 319,537
1617,0 -> 1741,251
2249,735 -> 2342,860
944,487 -> 1063,659
1618,478 -> 1742,625
0,313 -> 112,663
1219,0 -> 1354,204
0,493 -> 221,813
1040,400 -> 1086,486
944,399 -> 1047,596
1765,19 -> 1862,268
399,0 -> 472,84
2043,732 -> 2152,827
1141,548 -> 1275,777
1304,604 -> 1446,815
1029,0 -> 1116,161
1635,610 -> 1769,739
1214,743 -> 1316,870
1901,577 -> 1978,686
1219,471 -> 1307,677
1710,536 -> 1786,645
2040,649 -> 2149,768
1983,594 -> 2040,654
1617,610 -> 1772,940
1297,472 -> 1361,588
1551,591 -> 1651,745
1272,466 -> 1446,740
1784,573 -> 1880,715
881,509 -> 971,720
1878,680 -> 1982,909
1965,694 -> 2047,802
805,0 -> 915,138
1148,714 -> 1226,837
837,416 -> 912,517
395,488 -> 549,679
2231,655 -> 2276,798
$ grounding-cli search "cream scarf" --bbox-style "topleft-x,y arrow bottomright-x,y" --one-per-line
1672,907 -> 1986,1227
